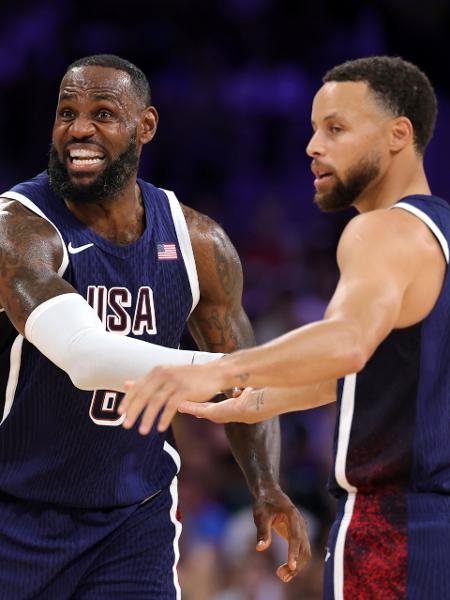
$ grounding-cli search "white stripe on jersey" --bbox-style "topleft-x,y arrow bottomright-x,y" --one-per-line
392,202 -> 450,264
334,373 -> 358,600
161,189 -> 200,315
334,492 -> 356,600
168,476 -> 182,600
1,335 -> 23,424
335,373 -> 358,492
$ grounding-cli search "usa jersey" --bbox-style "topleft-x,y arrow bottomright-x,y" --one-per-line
0,171 -> 200,508
326,194 -> 450,599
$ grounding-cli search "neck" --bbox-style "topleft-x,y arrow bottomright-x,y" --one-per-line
64,178 -> 145,244
355,153 -> 430,213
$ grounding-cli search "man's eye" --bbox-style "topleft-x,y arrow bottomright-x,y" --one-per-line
98,110 -> 112,119
330,126 -> 342,134
60,109 -> 74,119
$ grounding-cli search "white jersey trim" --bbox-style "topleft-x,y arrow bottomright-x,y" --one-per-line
161,189 -> 200,315
1,335 -> 24,424
164,440 -> 181,473
333,373 -> 358,600
334,492 -> 356,600
392,202 -> 450,264
335,373 -> 358,492
168,476 -> 182,600
1,190 -> 70,276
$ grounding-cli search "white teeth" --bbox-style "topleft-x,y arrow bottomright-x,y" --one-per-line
72,158 -> 103,165
69,148 -> 103,159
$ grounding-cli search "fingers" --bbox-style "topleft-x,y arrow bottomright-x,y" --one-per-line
276,562 -> 295,584
178,401 -> 216,419
253,509 -> 273,552
156,393 -> 183,432
119,372 -> 175,433
178,398 -> 245,423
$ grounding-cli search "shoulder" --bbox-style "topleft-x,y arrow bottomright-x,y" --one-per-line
180,203 -> 243,299
181,203 -> 240,263
340,207 -> 432,249
338,207 -> 443,269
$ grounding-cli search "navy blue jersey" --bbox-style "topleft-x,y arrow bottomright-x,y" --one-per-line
326,195 -> 450,599
0,171 -> 200,508
329,194 -> 450,499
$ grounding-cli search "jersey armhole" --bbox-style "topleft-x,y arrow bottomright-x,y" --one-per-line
160,188 -> 200,314
392,202 -> 450,264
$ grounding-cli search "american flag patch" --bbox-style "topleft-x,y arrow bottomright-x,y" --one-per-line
157,243 -> 177,260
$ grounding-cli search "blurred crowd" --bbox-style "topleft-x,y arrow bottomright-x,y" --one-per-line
1,0 -> 450,597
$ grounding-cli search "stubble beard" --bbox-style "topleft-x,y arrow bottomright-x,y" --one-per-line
48,135 -> 139,205
314,154 -> 381,213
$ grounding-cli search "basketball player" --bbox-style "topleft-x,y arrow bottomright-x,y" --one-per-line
0,55 -> 309,598
122,56 -> 449,598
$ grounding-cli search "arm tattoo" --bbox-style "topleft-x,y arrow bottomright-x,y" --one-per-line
213,233 -> 234,296
254,389 -> 265,411
236,372 -> 250,383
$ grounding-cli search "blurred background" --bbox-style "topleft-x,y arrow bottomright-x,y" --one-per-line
1,0 -> 449,597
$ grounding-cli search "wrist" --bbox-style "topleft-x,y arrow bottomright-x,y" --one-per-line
252,478 -> 282,499
218,351 -> 250,391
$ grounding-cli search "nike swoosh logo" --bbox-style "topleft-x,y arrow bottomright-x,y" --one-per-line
67,242 -> 94,254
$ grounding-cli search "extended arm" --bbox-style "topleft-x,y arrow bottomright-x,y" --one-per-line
0,199 -> 221,391
179,380 -> 337,424
121,206 -> 445,406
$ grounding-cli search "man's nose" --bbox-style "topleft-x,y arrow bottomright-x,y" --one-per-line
69,115 -> 96,139
306,130 -> 325,157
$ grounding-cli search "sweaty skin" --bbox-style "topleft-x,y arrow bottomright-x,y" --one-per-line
0,65 -> 309,582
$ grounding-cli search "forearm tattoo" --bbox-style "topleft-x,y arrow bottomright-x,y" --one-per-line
236,372 -> 249,383
254,389 -> 265,411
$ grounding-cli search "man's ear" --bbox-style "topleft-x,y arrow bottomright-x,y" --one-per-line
390,116 -> 413,153
139,106 -> 159,145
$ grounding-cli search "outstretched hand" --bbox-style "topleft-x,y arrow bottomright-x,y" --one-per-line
253,486 -> 311,582
179,387 -> 272,424
118,363 -> 224,434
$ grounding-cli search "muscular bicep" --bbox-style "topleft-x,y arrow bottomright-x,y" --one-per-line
0,199 -> 74,333
184,204 -> 255,352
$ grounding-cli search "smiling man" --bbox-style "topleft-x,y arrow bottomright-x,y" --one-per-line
122,56 -> 450,599
0,55 -> 308,598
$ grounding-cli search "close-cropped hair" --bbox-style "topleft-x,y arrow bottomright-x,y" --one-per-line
67,54 -> 151,107
323,56 -> 437,154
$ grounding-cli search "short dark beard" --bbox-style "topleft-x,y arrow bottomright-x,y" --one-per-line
314,154 -> 381,212
48,136 -> 139,204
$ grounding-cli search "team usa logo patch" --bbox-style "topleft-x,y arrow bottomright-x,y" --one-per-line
157,243 -> 177,260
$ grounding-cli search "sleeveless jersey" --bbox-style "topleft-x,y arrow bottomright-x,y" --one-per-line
326,195 -> 450,598
329,194 -> 450,500
0,171 -> 199,508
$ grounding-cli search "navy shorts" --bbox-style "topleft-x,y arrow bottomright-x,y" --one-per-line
0,478 -> 181,599
324,492 -> 450,599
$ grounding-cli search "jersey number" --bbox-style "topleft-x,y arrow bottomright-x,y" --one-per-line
89,390 -> 125,426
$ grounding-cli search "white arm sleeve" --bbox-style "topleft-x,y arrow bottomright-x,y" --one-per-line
24,293 -> 224,392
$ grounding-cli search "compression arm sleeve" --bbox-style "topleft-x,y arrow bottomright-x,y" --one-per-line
24,293 -> 224,392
